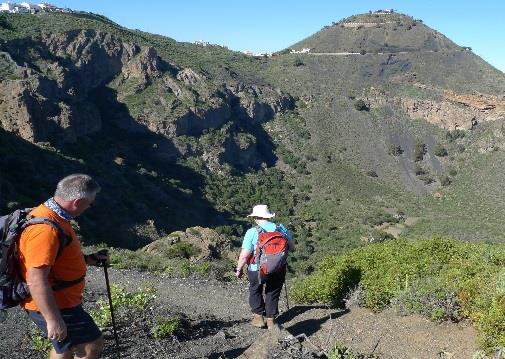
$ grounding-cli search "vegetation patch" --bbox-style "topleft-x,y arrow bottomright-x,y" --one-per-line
291,237 -> 505,353
92,284 -> 157,328
29,329 -> 52,353
413,141 -> 426,162
109,247 -> 231,279
388,144 -> 403,156
151,316 -> 181,339
354,99 -> 369,111
433,144 -> 448,157
328,343 -> 378,359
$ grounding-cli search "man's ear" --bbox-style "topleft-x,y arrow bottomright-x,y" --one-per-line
72,198 -> 83,209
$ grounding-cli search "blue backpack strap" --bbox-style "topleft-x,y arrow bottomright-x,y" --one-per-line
22,217 -> 72,258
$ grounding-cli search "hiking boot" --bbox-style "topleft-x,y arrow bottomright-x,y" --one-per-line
251,313 -> 266,328
266,317 -> 278,330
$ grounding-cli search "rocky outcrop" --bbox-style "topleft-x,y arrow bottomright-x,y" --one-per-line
0,30 -> 141,142
120,46 -> 163,91
142,226 -> 233,261
227,83 -> 294,123
399,97 -> 478,130
365,86 -> 505,130
121,78 -> 294,138
0,73 -> 101,142
176,67 -> 204,85
443,90 -> 505,123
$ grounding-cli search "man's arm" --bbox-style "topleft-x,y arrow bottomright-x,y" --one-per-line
27,266 -> 67,341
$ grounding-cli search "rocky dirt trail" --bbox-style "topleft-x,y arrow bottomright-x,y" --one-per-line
1,267 -> 478,358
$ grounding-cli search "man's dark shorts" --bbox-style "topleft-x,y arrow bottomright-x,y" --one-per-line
27,305 -> 102,354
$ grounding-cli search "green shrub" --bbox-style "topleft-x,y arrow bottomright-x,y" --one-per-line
433,144 -> 448,157
92,284 -> 157,328
414,164 -> 426,176
166,242 -> 201,259
418,174 -> 434,184
388,144 -> 403,156
293,58 -> 304,67
291,237 -> 505,352
446,130 -> 466,142
354,99 -> 369,111
363,211 -> 398,226
440,175 -> 452,186
291,258 -> 360,306
328,343 -> 378,359
30,329 -> 51,353
370,229 -> 395,242
151,316 -> 181,339
477,296 -> 505,351
413,141 -> 426,162
391,278 -> 461,321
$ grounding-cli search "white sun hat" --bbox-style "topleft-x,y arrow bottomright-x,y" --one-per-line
247,204 -> 275,219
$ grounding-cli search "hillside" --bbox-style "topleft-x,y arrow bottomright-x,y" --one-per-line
1,10 -> 505,274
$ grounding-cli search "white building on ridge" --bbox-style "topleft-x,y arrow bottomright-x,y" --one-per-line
1,2 -> 61,13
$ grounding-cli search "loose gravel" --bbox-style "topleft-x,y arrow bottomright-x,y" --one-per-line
0,267 -> 479,358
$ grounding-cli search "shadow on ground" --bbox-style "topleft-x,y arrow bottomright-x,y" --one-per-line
278,305 -> 348,337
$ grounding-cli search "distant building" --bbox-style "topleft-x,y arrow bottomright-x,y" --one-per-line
194,40 -> 210,47
0,2 -> 61,13
242,50 -> 272,58
37,2 -> 58,11
13,4 -> 30,13
20,2 -> 42,12
374,9 -> 394,14
290,48 -> 311,54
0,2 -> 15,12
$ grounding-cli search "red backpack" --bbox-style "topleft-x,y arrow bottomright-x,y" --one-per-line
250,226 -> 289,282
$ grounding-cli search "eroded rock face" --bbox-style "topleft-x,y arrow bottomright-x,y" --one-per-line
399,97 -> 478,130
0,31 -> 140,142
366,86 -> 505,130
0,30 -> 293,145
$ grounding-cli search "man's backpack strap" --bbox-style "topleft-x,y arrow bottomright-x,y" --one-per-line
22,217 -> 72,258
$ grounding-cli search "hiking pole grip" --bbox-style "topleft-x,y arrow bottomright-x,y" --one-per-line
99,250 -> 121,359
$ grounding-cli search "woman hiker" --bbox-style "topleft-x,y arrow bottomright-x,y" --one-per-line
235,205 -> 295,329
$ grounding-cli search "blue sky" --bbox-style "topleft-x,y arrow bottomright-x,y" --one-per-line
51,0 -> 505,73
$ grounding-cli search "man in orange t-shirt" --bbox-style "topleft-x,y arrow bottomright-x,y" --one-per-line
19,174 -> 108,359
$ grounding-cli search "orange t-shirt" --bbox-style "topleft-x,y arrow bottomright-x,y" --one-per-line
18,204 -> 87,311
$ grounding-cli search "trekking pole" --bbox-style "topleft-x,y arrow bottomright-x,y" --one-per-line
98,250 -> 121,359
284,280 -> 290,311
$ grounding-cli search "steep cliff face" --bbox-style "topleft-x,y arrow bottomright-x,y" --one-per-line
0,30 -> 138,142
365,86 -> 505,130
0,29 -> 293,148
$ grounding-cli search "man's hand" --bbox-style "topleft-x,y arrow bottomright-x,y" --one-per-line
85,249 -> 110,266
46,316 -> 67,342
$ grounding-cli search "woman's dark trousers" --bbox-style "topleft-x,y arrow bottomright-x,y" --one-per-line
247,269 -> 286,318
